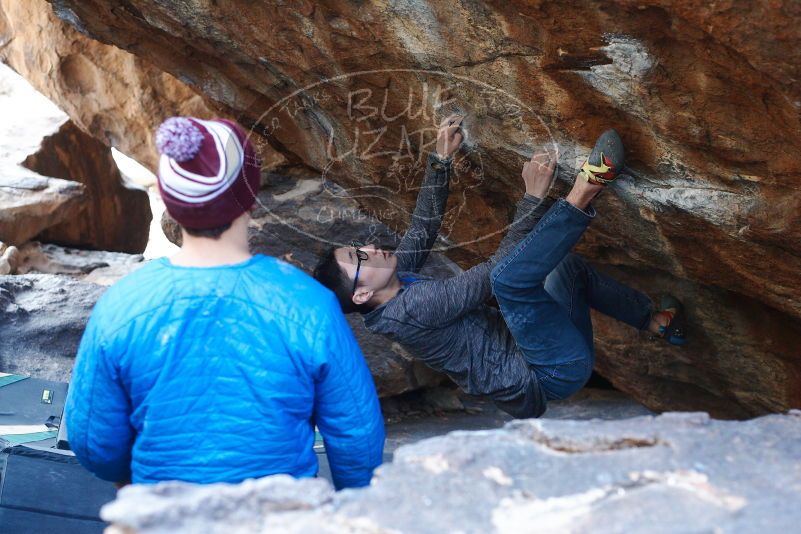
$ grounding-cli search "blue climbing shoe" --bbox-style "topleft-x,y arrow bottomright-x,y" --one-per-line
655,294 -> 688,346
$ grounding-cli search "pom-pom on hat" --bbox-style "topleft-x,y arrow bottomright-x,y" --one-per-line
155,117 -> 261,230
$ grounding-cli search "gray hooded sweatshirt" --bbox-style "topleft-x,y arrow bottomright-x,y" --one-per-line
362,154 -> 551,418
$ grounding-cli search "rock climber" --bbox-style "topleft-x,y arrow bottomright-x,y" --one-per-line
314,116 -> 686,418
66,117 -> 385,490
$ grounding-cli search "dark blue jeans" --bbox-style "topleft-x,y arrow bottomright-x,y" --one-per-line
490,199 -> 653,401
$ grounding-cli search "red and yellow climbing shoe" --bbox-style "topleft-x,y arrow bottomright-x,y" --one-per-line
578,129 -> 625,186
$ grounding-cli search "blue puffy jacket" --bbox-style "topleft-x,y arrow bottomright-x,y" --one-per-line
65,255 -> 385,490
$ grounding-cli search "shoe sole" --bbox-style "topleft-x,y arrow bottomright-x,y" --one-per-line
580,129 -> 625,185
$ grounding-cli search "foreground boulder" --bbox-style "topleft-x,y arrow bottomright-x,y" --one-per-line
101,411 -> 801,533
11,0 -> 799,417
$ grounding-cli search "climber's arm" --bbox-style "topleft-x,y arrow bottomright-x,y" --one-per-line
394,115 -> 464,273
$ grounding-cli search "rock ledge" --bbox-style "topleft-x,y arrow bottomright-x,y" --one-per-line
103,411 -> 801,533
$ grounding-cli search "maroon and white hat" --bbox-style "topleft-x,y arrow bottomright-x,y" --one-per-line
155,117 -> 261,230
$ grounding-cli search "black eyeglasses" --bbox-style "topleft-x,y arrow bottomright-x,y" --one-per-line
350,241 -> 369,295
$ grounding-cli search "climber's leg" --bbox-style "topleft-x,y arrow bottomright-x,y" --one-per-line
490,129 -> 627,401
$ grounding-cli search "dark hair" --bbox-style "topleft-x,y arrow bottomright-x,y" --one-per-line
182,222 -> 233,239
313,246 -> 372,314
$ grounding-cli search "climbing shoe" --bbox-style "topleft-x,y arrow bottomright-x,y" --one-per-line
654,294 -> 687,346
578,129 -> 625,186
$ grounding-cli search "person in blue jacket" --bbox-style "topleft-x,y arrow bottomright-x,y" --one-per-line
65,116 -> 385,490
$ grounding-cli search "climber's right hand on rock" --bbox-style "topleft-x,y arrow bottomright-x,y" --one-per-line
522,148 -> 557,199
436,114 -> 464,160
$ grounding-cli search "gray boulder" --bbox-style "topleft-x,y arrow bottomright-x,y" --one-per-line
102,411 -> 801,534
0,274 -> 104,380
0,244 -> 146,379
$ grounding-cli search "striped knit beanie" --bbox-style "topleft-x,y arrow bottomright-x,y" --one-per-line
155,117 -> 261,229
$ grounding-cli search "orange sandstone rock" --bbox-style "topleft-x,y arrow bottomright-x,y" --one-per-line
6,0 -> 800,416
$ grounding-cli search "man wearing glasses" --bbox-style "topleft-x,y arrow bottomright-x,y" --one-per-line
314,119 -> 685,418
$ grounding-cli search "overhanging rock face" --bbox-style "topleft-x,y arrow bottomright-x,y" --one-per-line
18,0 -> 801,416
0,0 -> 235,171
100,411 -> 801,533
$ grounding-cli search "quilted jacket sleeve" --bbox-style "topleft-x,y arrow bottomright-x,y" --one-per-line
313,295 -> 385,490
65,307 -> 135,483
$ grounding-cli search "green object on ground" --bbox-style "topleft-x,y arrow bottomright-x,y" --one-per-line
0,374 -> 28,388
0,430 -> 57,445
